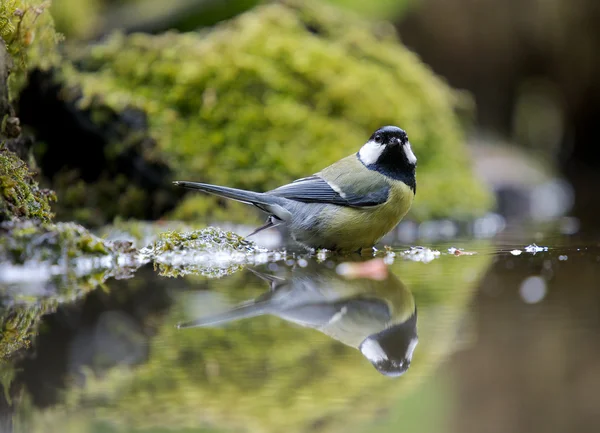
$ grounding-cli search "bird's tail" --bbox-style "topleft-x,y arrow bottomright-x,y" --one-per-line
174,181 -> 280,208
177,300 -> 270,329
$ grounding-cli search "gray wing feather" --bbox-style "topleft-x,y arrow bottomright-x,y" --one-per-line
268,175 -> 389,207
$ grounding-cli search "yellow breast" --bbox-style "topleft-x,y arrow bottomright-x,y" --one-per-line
322,180 -> 414,251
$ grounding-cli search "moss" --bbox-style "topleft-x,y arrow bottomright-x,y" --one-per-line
0,1 -> 59,224
0,147 -> 55,222
0,220 -> 110,263
23,0 -> 492,226
0,0 -> 60,97
140,227 -> 267,278
144,227 -> 258,256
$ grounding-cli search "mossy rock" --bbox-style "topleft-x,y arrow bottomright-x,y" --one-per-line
21,0 -> 493,226
140,227 -> 270,278
0,1 -> 59,224
0,220 -> 140,361
0,147 -> 55,223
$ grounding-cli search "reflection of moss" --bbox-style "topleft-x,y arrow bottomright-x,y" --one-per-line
27,0 -> 492,226
0,148 -> 55,222
0,302 -> 55,361
19,244 -> 492,433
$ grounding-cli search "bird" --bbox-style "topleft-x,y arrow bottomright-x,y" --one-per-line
177,259 -> 418,377
174,126 -> 417,252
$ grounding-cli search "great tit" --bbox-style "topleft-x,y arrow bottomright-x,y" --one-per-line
174,126 -> 417,252
177,259 -> 418,377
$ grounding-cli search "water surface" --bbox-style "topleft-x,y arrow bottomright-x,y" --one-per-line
2,222 -> 600,433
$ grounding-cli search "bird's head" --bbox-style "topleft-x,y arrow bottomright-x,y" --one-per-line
359,125 -> 417,172
358,310 -> 418,377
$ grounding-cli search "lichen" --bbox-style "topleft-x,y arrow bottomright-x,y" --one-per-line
0,147 -> 55,223
22,0 -> 493,227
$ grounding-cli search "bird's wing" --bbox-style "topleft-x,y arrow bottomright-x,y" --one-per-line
268,175 -> 390,208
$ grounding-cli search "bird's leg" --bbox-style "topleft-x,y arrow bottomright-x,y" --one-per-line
358,246 -> 376,257
246,216 -> 280,237
247,267 -> 285,291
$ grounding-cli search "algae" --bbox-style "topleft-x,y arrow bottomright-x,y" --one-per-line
21,0 -> 493,227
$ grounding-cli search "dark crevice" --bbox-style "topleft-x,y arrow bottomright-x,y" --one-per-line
16,69 -> 185,225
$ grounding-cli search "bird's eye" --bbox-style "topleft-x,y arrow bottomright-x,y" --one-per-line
374,134 -> 382,142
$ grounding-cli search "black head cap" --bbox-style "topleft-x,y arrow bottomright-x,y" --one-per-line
369,126 -> 408,147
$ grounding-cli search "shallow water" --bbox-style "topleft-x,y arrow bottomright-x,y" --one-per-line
2,222 -> 600,433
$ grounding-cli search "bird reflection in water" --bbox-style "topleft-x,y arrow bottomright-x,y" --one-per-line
178,258 -> 418,377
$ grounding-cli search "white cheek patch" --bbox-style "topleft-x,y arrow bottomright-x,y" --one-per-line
360,338 -> 388,363
403,141 -> 417,165
406,336 -> 418,359
358,140 -> 384,166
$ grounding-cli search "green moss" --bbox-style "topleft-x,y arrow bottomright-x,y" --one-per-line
0,147 -> 55,222
145,227 -> 258,256
0,220 -> 114,263
141,227 -> 266,278
41,0 -> 491,225
0,0 -> 60,97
